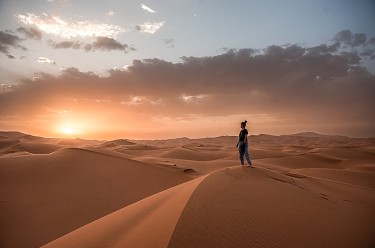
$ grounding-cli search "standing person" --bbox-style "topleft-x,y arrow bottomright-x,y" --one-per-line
236,120 -> 252,167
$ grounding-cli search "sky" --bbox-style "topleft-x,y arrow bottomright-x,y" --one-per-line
0,0 -> 374,139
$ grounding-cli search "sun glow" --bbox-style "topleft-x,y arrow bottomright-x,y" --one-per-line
62,126 -> 73,135
58,123 -> 81,137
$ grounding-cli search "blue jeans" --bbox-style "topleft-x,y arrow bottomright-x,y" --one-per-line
239,141 -> 252,165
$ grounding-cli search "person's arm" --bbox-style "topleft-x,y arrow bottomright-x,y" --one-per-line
244,134 -> 248,143
236,135 -> 240,147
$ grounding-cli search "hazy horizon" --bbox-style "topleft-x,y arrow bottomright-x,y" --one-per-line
1,129 -> 374,142
1,0 -> 374,140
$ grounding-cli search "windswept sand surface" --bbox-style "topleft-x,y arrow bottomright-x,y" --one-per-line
0,131 -> 374,247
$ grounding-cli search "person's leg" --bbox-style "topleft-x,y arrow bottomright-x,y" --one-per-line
244,142 -> 252,166
239,142 -> 245,165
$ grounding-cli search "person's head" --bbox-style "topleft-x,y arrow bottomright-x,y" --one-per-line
241,120 -> 247,129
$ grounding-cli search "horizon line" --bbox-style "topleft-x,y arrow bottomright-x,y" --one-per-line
1,130 -> 374,141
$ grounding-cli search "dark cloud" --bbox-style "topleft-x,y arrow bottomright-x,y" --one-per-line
333,30 -> 374,62
368,37 -> 375,46
0,30 -> 27,57
334,30 -> 352,45
48,40 -> 82,49
334,30 -> 368,47
48,37 -> 135,52
16,27 -> 42,40
91,36 -> 129,51
1,33 -> 374,137
164,38 -> 175,48
360,49 -> 375,59
84,44 -> 92,52
307,43 -> 339,54
352,33 -> 367,47
164,38 -> 174,44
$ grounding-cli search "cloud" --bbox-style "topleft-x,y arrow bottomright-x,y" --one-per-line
91,36 -> 130,51
368,37 -> 375,46
136,21 -> 165,34
307,43 -> 339,54
48,37 -> 135,52
17,13 -> 124,38
1,30 -> 374,137
332,30 -> 375,62
334,30 -> 370,47
37,56 -> 56,64
164,38 -> 175,48
0,30 -> 27,57
17,13 -> 166,37
121,95 -> 162,105
181,94 -> 207,103
141,4 -> 157,13
16,27 -> 43,40
164,38 -> 174,44
48,40 -> 82,49
47,0 -> 68,2
107,11 -> 115,16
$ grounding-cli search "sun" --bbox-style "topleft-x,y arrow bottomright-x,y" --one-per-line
58,124 -> 80,136
62,127 -> 74,135
55,118 -> 87,137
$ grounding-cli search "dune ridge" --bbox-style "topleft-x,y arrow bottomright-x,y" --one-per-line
42,176 -> 208,248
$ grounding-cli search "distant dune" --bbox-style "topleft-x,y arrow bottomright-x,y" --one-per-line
1,131 -> 374,247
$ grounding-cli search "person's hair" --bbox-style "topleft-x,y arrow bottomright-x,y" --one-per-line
241,120 -> 247,127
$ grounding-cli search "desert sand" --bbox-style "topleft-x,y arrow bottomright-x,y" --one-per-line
0,131 -> 374,247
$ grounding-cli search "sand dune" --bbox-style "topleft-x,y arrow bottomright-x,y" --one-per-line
0,131 -> 40,140
286,168 -> 375,189
57,138 -> 100,147
159,147 -> 232,161
42,166 -> 375,248
7,141 -> 62,154
43,176 -> 207,248
0,139 -> 20,150
1,132 -> 374,247
102,139 -> 136,147
169,166 -> 375,247
0,147 -> 191,248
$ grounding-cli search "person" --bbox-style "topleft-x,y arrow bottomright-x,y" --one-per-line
236,120 -> 252,167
